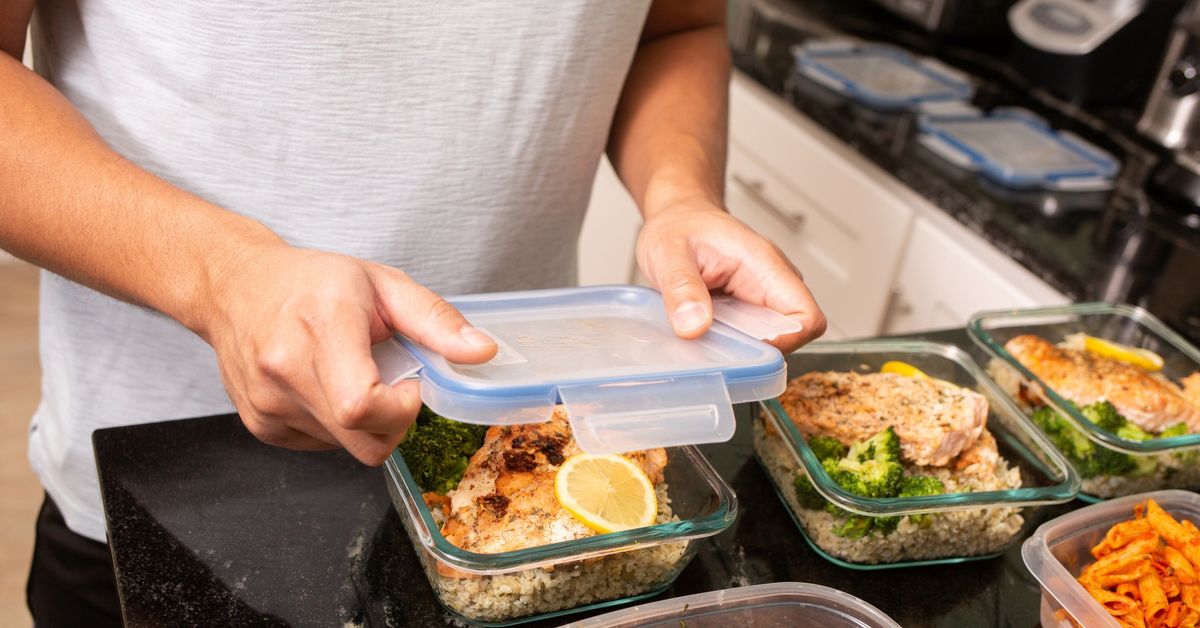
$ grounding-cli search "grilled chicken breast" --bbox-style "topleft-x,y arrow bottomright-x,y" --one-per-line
438,409 -> 666,567
1005,335 -> 1200,432
779,371 -> 988,467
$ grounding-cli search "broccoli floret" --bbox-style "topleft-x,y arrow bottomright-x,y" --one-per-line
1080,401 -> 1158,477
1160,422 -> 1198,463
1161,422 -> 1190,439
1117,422 -> 1154,442
832,515 -> 873,539
899,475 -> 945,496
1032,405 -> 1136,478
1081,400 -> 1124,433
396,406 -> 488,494
793,472 -> 827,510
898,475 -> 945,526
834,427 -> 903,498
872,516 -> 900,535
846,426 -> 902,464
807,435 -> 849,462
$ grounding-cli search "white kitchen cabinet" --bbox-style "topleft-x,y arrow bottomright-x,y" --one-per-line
882,216 -> 1070,335
728,74 -> 915,339
577,158 -> 641,286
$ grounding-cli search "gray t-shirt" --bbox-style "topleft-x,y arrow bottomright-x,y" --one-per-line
28,0 -> 650,541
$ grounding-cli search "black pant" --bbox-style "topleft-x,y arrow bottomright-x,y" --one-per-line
26,495 -> 122,628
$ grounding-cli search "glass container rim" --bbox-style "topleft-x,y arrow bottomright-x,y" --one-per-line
384,444 -> 738,575
761,339 -> 1081,516
967,301 -> 1200,454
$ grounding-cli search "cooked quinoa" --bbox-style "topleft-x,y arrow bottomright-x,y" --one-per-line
754,417 -> 1024,565
405,484 -> 689,623
987,359 -> 1200,499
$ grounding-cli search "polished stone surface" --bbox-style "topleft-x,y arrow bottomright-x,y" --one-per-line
96,329 -> 1083,627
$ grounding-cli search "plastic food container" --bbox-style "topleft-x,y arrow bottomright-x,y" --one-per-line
969,302 -> 1200,500
384,444 -> 737,626
918,108 -> 1119,191
564,582 -> 901,627
371,286 -> 800,453
791,39 -> 974,111
754,340 -> 1080,569
1023,489 -> 1200,628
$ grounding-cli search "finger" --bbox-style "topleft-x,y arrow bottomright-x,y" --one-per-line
368,265 -> 498,364
753,256 -> 827,352
647,240 -> 714,340
321,382 -> 422,466
311,306 -> 424,435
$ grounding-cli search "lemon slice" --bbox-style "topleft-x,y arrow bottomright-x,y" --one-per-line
880,360 -> 930,379
555,453 -> 657,534
1082,335 -> 1164,372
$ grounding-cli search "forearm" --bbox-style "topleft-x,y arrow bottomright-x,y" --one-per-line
607,1 -> 730,219
0,54 -> 284,335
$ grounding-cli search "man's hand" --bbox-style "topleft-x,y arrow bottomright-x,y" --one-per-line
636,200 -> 826,353
197,245 -> 498,466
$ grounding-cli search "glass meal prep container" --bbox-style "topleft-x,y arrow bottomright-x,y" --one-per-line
383,444 -> 737,626
564,581 -> 901,628
969,303 -> 1200,501
754,340 -> 1080,569
1023,489 -> 1200,628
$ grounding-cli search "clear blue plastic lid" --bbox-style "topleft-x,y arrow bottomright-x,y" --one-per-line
371,286 -> 799,453
918,108 -> 1120,191
792,39 -> 974,111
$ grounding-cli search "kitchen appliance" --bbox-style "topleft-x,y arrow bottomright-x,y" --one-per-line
867,0 -> 1016,35
1009,0 -> 1186,104
1138,0 -> 1200,153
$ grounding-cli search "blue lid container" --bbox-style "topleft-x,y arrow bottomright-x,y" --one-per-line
918,108 -> 1120,191
792,39 -> 974,111
372,286 -> 799,453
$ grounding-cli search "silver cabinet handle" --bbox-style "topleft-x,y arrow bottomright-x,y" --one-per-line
730,173 -> 806,233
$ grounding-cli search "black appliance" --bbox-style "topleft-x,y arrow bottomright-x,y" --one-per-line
1009,0 -> 1186,104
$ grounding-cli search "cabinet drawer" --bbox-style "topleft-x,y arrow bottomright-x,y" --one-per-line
725,144 -> 912,338
730,75 -> 913,237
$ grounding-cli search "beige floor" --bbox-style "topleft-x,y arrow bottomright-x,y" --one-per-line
0,262 -> 41,628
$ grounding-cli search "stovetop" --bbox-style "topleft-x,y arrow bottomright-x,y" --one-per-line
730,0 -> 1200,344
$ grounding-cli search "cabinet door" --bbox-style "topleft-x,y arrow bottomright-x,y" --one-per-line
727,77 -> 915,338
724,162 -> 847,340
883,218 -> 1068,334
578,158 -> 641,286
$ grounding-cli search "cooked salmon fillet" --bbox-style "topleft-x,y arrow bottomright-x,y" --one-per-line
1005,335 -> 1200,433
779,371 -> 988,467
438,408 -> 667,564
1184,373 -> 1200,409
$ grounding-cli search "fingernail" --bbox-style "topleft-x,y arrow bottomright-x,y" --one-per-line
459,325 -> 496,348
672,301 -> 709,333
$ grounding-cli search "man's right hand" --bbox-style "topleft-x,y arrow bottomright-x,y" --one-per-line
196,245 -> 498,466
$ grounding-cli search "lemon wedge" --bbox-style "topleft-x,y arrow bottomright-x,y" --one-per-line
555,453 -> 657,534
880,360 -> 930,379
1082,335 -> 1164,372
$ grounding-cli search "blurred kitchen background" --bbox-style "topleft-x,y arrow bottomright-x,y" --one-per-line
581,0 -> 1200,346
4,0 -> 1200,623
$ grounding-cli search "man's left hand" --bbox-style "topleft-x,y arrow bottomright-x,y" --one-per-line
635,199 -> 827,354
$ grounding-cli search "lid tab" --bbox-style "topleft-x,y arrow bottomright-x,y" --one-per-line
559,372 -> 734,454
711,296 -> 804,341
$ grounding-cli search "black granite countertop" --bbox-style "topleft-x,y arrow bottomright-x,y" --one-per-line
95,328 -> 1087,627
730,0 -> 1200,345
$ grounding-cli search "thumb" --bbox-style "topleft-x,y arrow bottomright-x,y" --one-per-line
647,244 -> 713,340
368,265 -> 497,364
